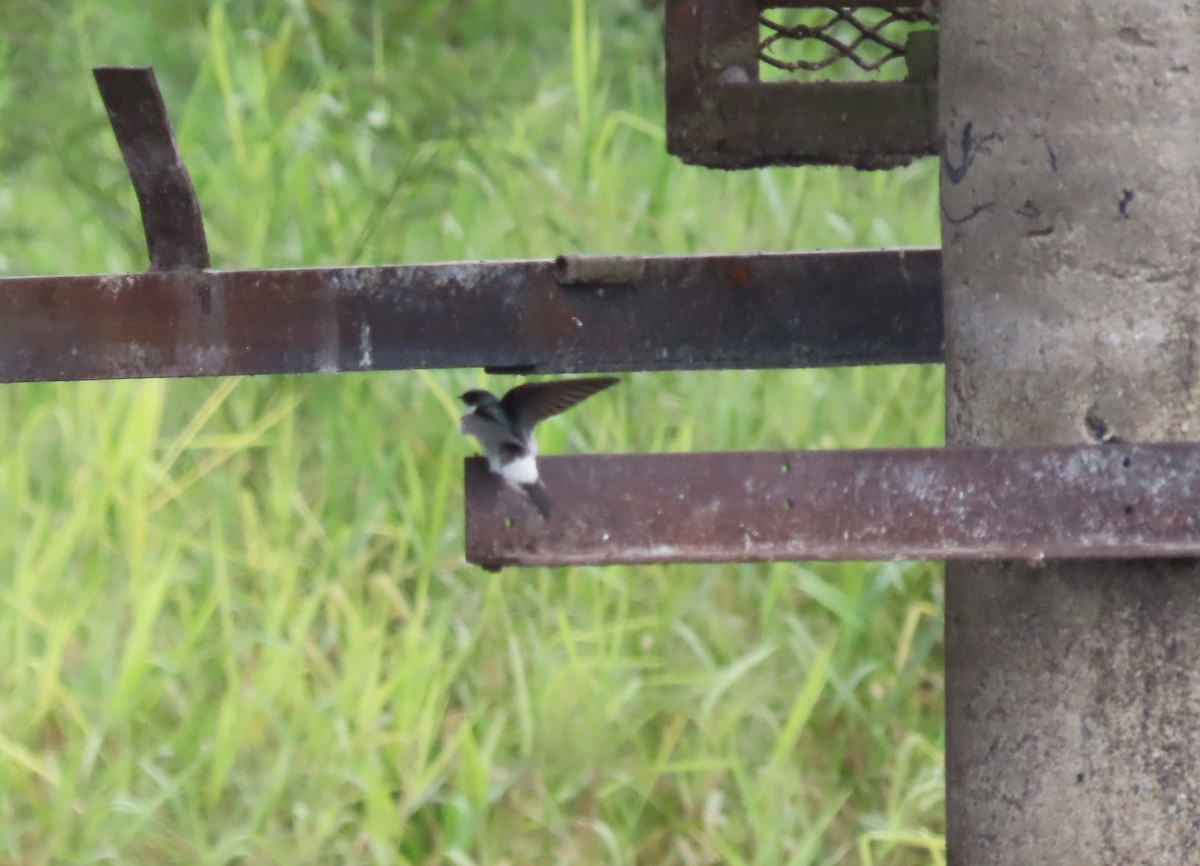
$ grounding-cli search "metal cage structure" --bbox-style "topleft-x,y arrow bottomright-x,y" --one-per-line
666,0 -> 939,169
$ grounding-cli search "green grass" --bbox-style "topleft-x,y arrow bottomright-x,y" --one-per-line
0,1 -> 944,863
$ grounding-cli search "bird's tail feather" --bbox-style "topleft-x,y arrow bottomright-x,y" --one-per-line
521,482 -> 553,518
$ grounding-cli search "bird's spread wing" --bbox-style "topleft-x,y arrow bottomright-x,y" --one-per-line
500,377 -> 619,430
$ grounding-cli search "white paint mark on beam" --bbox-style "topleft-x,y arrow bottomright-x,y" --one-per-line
359,322 -> 374,370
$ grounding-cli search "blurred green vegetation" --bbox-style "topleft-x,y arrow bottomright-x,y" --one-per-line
0,1 -> 945,863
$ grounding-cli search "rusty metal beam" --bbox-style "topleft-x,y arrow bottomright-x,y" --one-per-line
710,82 -> 937,170
93,66 -> 210,272
0,249 -> 941,383
464,444 -> 1200,568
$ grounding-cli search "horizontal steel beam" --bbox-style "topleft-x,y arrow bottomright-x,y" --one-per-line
464,444 -> 1200,568
0,249 -> 942,383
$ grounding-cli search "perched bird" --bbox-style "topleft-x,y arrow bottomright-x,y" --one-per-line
459,376 -> 619,518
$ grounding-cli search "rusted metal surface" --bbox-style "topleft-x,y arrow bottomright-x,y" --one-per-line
666,0 -> 759,164
93,66 -> 210,272
464,443 -> 1200,568
666,1 -> 939,169
0,249 -> 941,383
710,82 -> 936,169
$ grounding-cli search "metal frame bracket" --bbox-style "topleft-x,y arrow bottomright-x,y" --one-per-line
666,1 -> 940,169
94,66 -> 210,272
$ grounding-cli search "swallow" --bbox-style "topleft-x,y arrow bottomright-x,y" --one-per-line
459,376 -> 619,518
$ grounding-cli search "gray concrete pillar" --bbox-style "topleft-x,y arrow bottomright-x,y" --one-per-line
940,1 -> 1200,863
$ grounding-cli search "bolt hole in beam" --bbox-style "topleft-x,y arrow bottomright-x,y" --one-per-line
93,66 -> 210,272
464,443 -> 1200,568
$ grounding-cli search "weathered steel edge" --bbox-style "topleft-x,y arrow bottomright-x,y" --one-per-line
670,82 -> 938,171
464,444 -> 1200,568
0,248 -> 943,383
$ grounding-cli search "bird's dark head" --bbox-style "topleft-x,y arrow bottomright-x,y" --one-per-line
460,389 -> 498,409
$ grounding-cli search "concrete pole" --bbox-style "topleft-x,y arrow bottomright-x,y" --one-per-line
940,2 -> 1200,863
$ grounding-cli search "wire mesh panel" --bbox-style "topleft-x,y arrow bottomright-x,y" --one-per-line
666,1 -> 939,169
759,6 -> 937,79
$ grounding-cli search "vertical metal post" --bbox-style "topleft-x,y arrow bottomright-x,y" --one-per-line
941,2 -> 1200,863
665,0 -> 759,160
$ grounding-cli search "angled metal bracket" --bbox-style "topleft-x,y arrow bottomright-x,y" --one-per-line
94,66 -> 210,271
